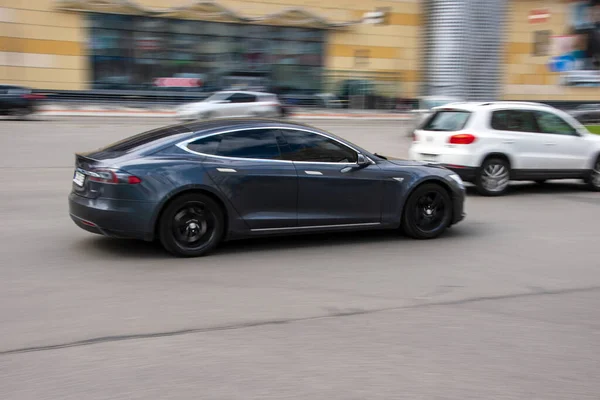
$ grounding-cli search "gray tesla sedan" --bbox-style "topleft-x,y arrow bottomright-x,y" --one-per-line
69,118 -> 466,257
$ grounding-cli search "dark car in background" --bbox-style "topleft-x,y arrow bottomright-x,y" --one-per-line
0,85 -> 46,118
69,118 -> 466,257
568,104 -> 600,124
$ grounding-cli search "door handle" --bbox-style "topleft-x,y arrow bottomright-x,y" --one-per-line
304,170 -> 323,176
216,168 -> 237,173
544,142 -> 557,146
502,140 -> 515,144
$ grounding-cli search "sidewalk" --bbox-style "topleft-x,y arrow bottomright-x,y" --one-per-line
38,104 -> 413,120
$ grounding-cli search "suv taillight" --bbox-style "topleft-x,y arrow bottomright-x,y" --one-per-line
448,133 -> 476,145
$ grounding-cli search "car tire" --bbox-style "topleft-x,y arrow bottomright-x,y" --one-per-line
402,183 -> 453,240
12,107 -> 32,120
475,157 -> 511,196
158,193 -> 225,257
584,156 -> 600,192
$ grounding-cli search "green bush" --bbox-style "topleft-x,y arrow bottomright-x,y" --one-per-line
586,126 -> 600,135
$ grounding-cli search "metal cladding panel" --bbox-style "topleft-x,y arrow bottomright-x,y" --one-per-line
422,0 -> 508,101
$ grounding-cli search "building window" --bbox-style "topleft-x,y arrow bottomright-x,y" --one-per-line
354,49 -> 370,67
86,13 -> 326,93
533,30 -> 551,56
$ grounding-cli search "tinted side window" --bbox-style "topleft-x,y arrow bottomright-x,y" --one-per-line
217,129 -> 281,159
421,111 -> 471,131
280,130 -> 358,163
491,110 -> 538,132
230,93 -> 256,103
187,134 -> 221,155
535,111 -> 577,135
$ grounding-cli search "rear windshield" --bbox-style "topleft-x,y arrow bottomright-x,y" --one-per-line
421,110 -> 471,131
97,124 -> 190,153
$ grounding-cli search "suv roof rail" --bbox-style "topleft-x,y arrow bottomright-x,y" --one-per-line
481,101 -> 551,107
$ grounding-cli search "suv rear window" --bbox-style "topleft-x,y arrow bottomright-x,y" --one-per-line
421,110 -> 471,131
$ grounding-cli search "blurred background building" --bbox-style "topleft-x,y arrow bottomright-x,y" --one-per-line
0,0 -> 599,103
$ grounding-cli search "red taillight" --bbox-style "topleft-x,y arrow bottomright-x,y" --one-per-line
448,133 -> 476,145
128,176 -> 142,184
22,94 -> 45,100
412,131 -> 417,141
87,168 -> 141,185
88,169 -> 118,184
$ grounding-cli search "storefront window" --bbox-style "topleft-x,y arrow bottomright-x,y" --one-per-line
87,13 -> 326,93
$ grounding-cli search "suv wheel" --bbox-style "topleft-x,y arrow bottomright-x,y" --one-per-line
158,194 -> 225,257
584,156 -> 600,191
475,157 -> 510,196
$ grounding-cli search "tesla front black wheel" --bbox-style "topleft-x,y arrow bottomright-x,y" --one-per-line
402,183 -> 452,240
158,194 -> 225,257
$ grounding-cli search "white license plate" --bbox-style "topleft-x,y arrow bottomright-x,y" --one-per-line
421,154 -> 439,163
73,171 -> 85,187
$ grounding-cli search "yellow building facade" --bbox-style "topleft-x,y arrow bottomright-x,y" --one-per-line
0,0 -> 598,101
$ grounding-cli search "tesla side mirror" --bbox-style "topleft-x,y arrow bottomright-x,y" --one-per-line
357,154 -> 370,166
341,154 -> 371,173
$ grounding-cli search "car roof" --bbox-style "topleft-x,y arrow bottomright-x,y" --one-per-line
217,90 -> 273,96
181,117 -> 323,134
97,118 -> 371,159
432,101 -> 554,112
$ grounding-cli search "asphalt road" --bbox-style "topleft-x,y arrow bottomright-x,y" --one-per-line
1,117 -> 599,399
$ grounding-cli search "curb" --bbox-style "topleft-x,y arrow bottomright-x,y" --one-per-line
38,109 -> 413,120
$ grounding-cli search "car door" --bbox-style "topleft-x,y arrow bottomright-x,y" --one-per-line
227,93 -> 256,117
533,110 -> 590,171
213,93 -> 238,117
489,109 -> 546,170
186,128 -> 298,230
278,128 -> 385,227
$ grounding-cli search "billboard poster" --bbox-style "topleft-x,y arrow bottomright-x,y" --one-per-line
548,0 -> 600,86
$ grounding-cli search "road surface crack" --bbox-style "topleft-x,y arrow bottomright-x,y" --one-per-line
1,285 -> 599,356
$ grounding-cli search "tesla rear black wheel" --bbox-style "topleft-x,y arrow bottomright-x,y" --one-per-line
158,194 -> 225,257
402,183 -> 452,240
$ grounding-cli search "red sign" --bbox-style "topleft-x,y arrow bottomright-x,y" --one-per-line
154,78 -> 202,88
136,38 -> 160,51
528,9 -> 550,23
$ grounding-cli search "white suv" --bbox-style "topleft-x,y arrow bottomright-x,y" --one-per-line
408,101 -> 600,196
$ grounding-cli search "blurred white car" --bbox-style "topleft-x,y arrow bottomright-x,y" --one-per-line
176,91 -> 282,121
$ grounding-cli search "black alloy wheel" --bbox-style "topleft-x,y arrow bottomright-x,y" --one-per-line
402,183 -> 452,239
159,194 -> 225,257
